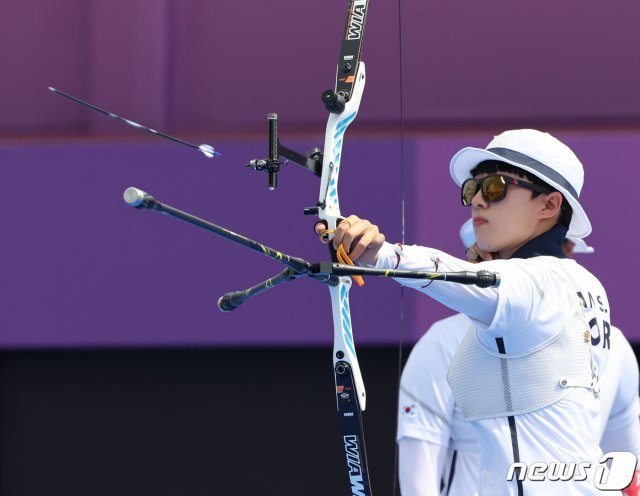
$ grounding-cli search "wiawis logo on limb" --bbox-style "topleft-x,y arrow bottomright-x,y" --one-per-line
344,435 -> 366,495
346,0 -> 366,40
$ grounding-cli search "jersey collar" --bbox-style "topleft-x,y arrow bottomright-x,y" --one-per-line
511,224 -> 568,259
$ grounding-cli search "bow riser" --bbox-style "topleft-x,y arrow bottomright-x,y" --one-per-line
322,58 -> 372,496
318,62 -> 367,231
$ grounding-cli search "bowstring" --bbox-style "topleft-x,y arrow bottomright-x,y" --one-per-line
392,0 -> 406,492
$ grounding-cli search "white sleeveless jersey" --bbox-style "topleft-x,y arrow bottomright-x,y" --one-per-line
378,242 -> 623,495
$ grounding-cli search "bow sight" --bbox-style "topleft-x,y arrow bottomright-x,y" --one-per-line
246,113 -> 324,190
245,86 -> 351,190
246,0 -> 365,191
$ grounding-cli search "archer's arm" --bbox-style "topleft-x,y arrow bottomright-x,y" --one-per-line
399,439 -> 447,496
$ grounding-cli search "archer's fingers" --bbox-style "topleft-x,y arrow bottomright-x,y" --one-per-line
466,243 -> 494,263
332,215 -> 363,249
335,218 -> 375,253
347,227 -> 378,261
350,231 -> 386,264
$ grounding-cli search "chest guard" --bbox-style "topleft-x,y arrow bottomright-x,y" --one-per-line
447,310 -> 598,421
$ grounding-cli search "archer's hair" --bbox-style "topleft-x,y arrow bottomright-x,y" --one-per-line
470,160 -> 573,229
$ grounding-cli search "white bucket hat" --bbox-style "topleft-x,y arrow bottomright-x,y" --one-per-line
460,218 -> 595,254
450,129 -> 591,238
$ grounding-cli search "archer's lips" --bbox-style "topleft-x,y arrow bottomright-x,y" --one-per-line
473,217 -> 488,226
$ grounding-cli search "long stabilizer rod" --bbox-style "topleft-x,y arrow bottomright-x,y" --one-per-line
123,187 -> 501,311
123,187 -> 311,273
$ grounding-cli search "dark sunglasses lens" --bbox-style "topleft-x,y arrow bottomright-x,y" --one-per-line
461,179 -> 479,206
482,175 -> 508,202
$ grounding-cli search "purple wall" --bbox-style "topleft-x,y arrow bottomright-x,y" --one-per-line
1,0 -> 639,347
1,131 -> 638,347
2,0 -> 640,134
0,138 -> 403,347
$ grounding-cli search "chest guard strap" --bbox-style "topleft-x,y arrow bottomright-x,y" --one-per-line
447,310 -> 597,421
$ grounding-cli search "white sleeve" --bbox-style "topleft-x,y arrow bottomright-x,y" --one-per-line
600,401 -> 640,456
375,242 -> 498,326
375,242 -> 572,342
398,438 -> 447,496
601,330 -> 640,456
397,323 -> 458,446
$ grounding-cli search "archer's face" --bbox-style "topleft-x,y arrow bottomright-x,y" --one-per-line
469,172 -> 548,257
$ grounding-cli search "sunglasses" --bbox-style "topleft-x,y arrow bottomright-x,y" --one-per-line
461,174 -> 551,207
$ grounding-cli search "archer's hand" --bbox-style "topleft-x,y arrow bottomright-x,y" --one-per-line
466,243 -> 496,263
315,215 -> 385,266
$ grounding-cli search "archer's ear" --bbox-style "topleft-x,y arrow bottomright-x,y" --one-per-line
540,191 -> 563,219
